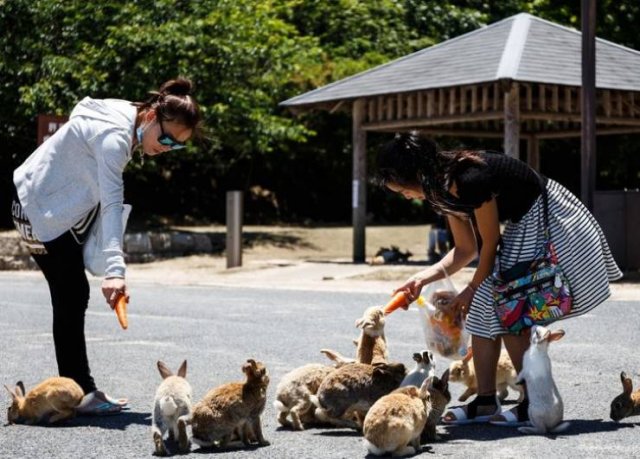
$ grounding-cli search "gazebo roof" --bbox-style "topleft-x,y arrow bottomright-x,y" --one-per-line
281,13 -> 640,108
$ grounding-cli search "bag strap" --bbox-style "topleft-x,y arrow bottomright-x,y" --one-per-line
535,171 -> 550,244
494,171 -> 549,274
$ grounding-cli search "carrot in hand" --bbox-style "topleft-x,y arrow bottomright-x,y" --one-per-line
114,293 -> 128,330
383,291 -> 411,315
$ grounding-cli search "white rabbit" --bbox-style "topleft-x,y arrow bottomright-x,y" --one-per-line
517,325 -> 570,435
152,360 -> 193,456
400,350 -> 435,388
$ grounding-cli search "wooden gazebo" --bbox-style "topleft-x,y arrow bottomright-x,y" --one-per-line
281,13 -> 640,262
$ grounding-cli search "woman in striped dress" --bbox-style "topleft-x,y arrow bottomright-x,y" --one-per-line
376,132 -> 622,426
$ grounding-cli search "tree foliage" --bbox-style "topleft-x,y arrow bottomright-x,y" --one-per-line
1,0 -> 639,227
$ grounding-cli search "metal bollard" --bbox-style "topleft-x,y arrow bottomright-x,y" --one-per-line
226,191 -> 243,268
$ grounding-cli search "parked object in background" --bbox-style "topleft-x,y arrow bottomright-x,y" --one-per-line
610,371 -> 640,422
191,359 -> 270,448
400,350 -> 436,388
370,246 -> 412,265
427,215 -> 452,264
363,379 -> 432,457
449,350 -> 523,402
4,377 -> 83,424
516,325 -> 570,435
311,362 -> 406,430
274,363 -> 335,431
152,360 -> 192,456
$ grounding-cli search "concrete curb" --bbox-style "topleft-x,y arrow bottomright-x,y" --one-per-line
0,230 -> 223,270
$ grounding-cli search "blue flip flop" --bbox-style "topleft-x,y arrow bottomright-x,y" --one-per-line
76,391 -> 129,416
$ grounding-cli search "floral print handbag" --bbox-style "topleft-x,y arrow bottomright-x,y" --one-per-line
492,188 -> 573,335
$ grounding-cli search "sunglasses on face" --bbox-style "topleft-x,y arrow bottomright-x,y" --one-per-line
157,118 -> 187,150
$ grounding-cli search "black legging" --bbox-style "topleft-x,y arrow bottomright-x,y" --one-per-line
31,231 -> 96,395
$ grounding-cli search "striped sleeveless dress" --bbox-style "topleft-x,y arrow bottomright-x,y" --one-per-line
466,178 -> 623,339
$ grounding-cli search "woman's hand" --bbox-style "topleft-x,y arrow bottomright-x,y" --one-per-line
102,277 -> 128,310
448,285 -> 476,318
392,276 -> 425,309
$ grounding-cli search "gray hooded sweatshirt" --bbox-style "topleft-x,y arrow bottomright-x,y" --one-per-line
13,97 -> 137,278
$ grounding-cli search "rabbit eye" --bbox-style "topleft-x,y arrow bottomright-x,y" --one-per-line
615,402 -> 622,409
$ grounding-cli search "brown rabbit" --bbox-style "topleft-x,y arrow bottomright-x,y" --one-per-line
422,369 -> 451,443
191,359 -> 270,448
311,362 -> 406,430
610,371 -> 640,422
273,363 -> 335,430
363,382 -> 431,457
4,377 -> 84,424
321,306 -> 388,366
448,350 -> 523,402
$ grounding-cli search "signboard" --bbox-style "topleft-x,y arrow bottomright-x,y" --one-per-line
37,114 -> 68,145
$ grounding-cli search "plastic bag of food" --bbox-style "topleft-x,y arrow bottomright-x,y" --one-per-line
416,269 -> 470,360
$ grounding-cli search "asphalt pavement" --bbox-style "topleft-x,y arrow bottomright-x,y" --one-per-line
0,271 -> 639,458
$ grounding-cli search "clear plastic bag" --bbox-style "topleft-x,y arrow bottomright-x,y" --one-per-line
416,268 -> 470,360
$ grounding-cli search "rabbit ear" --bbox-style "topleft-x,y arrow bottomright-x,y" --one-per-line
157,361 -> 173,379
423,376 -> 435,390
412,353 -> 423,363
177,360 -> 187,378
440,368 -> 450,386
548,329 -> 565,342
242,359 -> 257,374
355,318 -> 365,329
16,381 -> 26,397
419,377 -> 432,398
4,384 -> 17,400
621,372 -> 633,394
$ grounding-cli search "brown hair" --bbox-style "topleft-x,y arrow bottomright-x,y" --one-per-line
134,77 -> 202,137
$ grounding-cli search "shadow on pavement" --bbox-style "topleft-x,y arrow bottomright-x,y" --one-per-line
441,418 -> 633,442
313,429 -> 363,438
191,443 -> 267,454
63,411 -> 150,430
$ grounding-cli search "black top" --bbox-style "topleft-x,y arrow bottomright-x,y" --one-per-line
451,151 -> 546,222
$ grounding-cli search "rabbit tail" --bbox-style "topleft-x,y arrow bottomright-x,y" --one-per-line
191,436 -> 216,448
309,394 -> 321,408
273,400 -> 288,414
551,421 -> 570,433
159,396 -> 179,417
364,439 -> 386,456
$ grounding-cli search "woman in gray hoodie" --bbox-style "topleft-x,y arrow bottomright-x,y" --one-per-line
11,78 -> 201,415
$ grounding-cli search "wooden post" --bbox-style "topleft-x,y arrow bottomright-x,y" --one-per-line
352,99 -> 367,263
504,82 -> 521,159
581,0 -> 596,211
226,191 -> 243,268
527,136 -> 540,171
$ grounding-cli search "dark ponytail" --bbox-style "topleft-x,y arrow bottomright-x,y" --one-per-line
134,77 -> 202,136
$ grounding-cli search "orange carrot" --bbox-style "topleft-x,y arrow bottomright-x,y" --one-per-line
114,293 -> 128,330
383,291 -> 411,315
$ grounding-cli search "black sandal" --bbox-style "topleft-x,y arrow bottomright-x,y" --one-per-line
443,394 -> 502,425
489,398 -> 530,427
